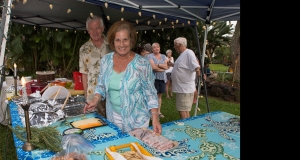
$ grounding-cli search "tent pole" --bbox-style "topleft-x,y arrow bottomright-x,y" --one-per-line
193,24 -> 210,116
194,25 -> 209,116
0,0 -> 12,67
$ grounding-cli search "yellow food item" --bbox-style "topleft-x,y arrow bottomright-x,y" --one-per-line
71,118 -> 103,129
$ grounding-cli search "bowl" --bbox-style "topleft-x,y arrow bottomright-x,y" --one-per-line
49,81 -> 66,87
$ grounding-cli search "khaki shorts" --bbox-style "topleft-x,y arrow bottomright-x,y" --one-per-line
176,93 -> 194,111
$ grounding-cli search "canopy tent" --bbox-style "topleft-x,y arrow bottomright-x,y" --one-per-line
0,0 -> 240,114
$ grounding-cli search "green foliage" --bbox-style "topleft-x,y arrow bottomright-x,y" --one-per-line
7,125 -> 63,152
5,23 -> 89,78
213,46 -> 231,63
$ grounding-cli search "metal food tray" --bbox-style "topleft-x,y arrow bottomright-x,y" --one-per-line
62,102 -> 97,117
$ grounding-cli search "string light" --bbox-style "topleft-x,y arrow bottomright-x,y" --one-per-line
74,30 -> 76,33
162,28 -> 164,31
107,15 -> 110,20
159,21 -> 162,25
49,4 -> 53,9
144,31 -> 146,34
105,2 -> 108,8
136,19 -> 139,24
176,19 -> 178,23
147,21 -> 150,25
188,20 -> 190,25
138,11 -> 141,17
90,13 -> 93,17
182,23 -> 184,26
164,18 -> 167,22
153,14 -> 155,19
67,9 -> 71,13
121,7 -> 124,12
153,30 -> 155,33
171,22 -> 174,25
82,0 -> 85,2
23,0 -> 27,4
121,18 -> 124,21
172,25 -> 174,29
202,26 -> 206,30
56,28 -> 58,31
196,22 -> 199,25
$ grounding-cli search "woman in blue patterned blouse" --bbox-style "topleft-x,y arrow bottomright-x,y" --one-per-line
83,20 -> 162,134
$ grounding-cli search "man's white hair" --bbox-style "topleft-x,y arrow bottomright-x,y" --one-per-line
174,37 -> 187,47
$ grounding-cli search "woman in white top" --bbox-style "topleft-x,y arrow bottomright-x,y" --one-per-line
165,49 -> 174,99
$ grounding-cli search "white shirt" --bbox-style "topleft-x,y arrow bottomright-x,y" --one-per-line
171,49 -> 200,93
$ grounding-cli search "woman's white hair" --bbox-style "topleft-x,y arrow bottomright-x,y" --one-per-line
174,37 -> 187,47
166,49 -> 172,54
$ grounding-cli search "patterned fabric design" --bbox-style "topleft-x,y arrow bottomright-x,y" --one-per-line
79,37 -> 112,101
95,52 -> 159,132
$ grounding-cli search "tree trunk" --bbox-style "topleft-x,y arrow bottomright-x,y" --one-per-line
230,20 -> 240,89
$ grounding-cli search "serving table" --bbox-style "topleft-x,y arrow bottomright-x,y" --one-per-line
8,101 -> 240,160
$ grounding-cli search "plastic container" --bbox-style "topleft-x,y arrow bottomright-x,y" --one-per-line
30,81 -> 48,93
106,142 -> 152,160
73,71 -> 83,90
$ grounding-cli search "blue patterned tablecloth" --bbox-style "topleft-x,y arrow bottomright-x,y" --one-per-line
9,101 -> 240,160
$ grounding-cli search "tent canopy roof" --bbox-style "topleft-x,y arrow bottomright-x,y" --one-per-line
2,0 -> 240,31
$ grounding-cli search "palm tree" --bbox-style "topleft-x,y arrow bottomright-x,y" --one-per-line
204,21 -> 233,63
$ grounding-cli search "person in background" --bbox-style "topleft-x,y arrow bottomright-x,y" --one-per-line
147,42 -> 169,118
143,43 -> 152,57
83,20 -> 162,134
136,43 -> 152,57
170,37 -> 205,119
165,49 -> 174,99
204,63 -> 213,77
79,15 -> 112,118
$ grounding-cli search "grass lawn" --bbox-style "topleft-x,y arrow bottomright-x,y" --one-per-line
159,93 -> 240,124
209,63 -> 230,72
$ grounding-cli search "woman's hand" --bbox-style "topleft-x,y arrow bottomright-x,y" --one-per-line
152,116 -> 162,135
83,100 -> 97,114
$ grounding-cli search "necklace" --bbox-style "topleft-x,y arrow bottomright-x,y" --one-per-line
115,53 -> 131,66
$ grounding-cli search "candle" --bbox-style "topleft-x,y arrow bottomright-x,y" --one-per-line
21,77 -> 28,105
14,63 -> 17,77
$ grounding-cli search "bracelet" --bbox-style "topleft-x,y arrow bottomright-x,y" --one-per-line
95,94 -> 101,99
